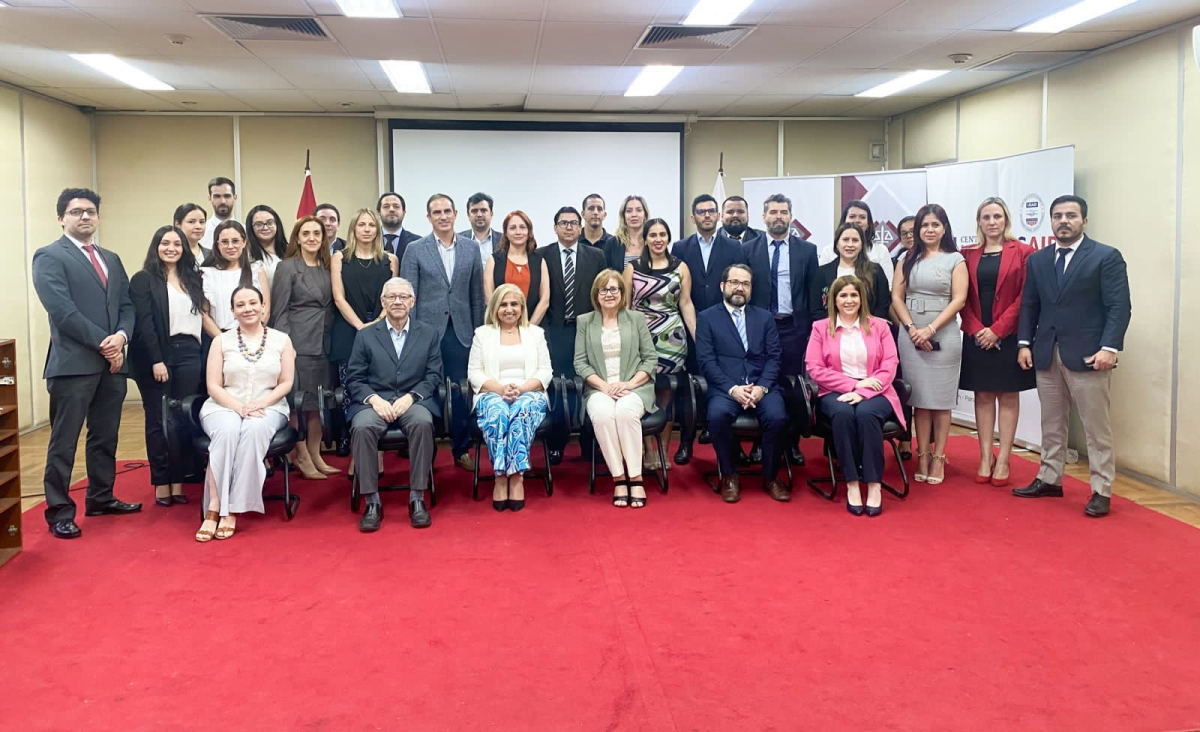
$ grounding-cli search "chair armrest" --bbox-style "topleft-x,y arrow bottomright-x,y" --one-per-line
289,382 -> 308,440
317,385 -> 333,440
780,374 -> 813,438
892,377 -> 912,406
654,373 -> 677,414
568,376 -> 585,430
546,376 -> 562,421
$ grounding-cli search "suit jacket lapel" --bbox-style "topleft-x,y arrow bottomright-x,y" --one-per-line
789,237 -> 804,301
374,323 -> 400,367
994,241 -> 1019,295
618,311 -> 636,377
1057,237 -> 1093,299
724,307 -> 746,356
588,314 -> 604,371
60,237 -> 107,293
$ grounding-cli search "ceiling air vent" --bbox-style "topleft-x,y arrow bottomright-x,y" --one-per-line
973,51 -> 1083,72
635,25 -> 754,51
202,15 -> 331,42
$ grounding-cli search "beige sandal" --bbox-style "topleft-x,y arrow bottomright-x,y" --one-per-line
215,515 -> 236,540
913,451 -> 930,482
195,511 -> 219,543
926,454 -> 949,486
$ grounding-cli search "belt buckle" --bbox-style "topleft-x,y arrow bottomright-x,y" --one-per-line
908,299 -> 924,314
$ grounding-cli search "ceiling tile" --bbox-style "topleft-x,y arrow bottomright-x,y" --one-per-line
379,91 -> 460,109
320,17 -> 443,63
766,0 -> 907,27
625,47 -> 727,67
426,0 -> 545,21
66,0 -> 194,8
656,93 -> 743,113
970,0 -> 1065,32
801,28 -> 954,69
57,86 -> 183,111
531,65 -> 620,95
710,96 -> 807,116
819,70 -> 906,96
182,58 -> 293,90
239,40 -> 350,58
0,49 -> 129,87
915,69 -> 1022,96
591,94 -> 667,112
1081,0 -> 1200,32
713,25 -> 853,65
446,63 -> 532,94
161,89 -> 256,112
23,88 -> 102,108
844,95 -> 944,118
672,64 -> 792,94
434,19 -> 540,64
77,9 -> 246,56
545,0 -> 658,23
264,57 -> 376,90
0,8 -> 156,54
523,93 -> 601,111
756,67 -> 885,96
224,88 -> 322,112
1016,31 -> 1137,53
184,0 -> 315,11
777,95 -> 870,116
886,30 -> 1036,69
301,88 -> 388,112
870,0 -> 1003,31
455,93 -> 528,110
536,22 -> 646,65
0,69 -> 45,88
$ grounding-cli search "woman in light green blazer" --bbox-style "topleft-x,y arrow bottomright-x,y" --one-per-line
574,269 -> 659,508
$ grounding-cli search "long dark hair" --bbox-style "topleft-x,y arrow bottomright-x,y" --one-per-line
204,220 -> 256,288
637,218 -> 675,271
902,203 -> 955,282
142,226 -> 207,315
245,204 -> 288,261
839,199 -> 875,247
831,222 -> 874,305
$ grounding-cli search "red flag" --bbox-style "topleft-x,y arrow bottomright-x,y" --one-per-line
297,166 -> 316,219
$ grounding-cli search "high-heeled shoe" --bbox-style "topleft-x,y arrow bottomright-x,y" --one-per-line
613,478 -> 629,507
990,463 -> 1010,488
313,457 -> 341,476
975,455 -> 994,484
493,500 -> 507,512
629,478 -> 646,509
865,486 -> 883,517
506,499 -> 525,512
846,500 -> 865,516
913,451 -> 930,482
926,454 -> 948,486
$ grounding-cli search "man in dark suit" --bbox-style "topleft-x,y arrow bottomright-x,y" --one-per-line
378,192 -> 421,262
1014,195 -> 1131,517
720,195 -> 763,246
539,206 -> 606,463
315,202 -> 345,254
400,193 -> 485,472
31,188 -> 141,539
345,277 -> 443,532
671,193 -> 747,465
695,264 -> 790,503
460,191 -> 502,264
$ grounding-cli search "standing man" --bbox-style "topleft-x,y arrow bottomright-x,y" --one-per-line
539,206 -> 606,464
1014,195 -> 1131,517
720,196 -> 763,246
379,192 -> 420,262
460,192 -> 501,264
32,188 -> 141,539
744,193 -> 819,466
671,193 -> 746,465
400,194 -> 485,471
581,193 -> 618,249
201,176 -> 236,249
315,203 -> 344,254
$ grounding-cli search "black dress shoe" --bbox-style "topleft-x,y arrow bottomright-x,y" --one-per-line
409,500 -> 431,528
846,500 -> 865,516
493,500 -> 508,512
172,494 -> 189,505
507,499 -> 525,512
359,502 -> 383,532
697,428 -> 711,445
787,446 -> 805,466
1084,493 -> 1111,517
673,442 -> 693,466
335,435 -> 351,458
154,495 -> 172,507
1012,478 -> 1063,498
49,520 -> 82,539
84,499 -> 143,516
548,449 -> 563,466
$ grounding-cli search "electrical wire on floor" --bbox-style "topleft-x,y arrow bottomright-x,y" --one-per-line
19,461 -> 149,499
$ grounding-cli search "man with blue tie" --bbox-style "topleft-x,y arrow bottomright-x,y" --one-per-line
1013,195 -> 1131,517
671,194 -> 747,465
695,264 -> 790,503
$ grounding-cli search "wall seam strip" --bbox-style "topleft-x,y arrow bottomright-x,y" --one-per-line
19,93 -> 37,425
954,98 -> 960,160
375,118 -> 386,196
1040,72 -> 1049,149
776,120 -> 784,176
1170,28 -> 1185,487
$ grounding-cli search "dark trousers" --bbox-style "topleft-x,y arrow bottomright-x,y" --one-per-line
820,392 -> 893,483
776,315 -> 810,446
134,336 -> 203,486
679,334 -> 700,446
442,319 -> 471,457
350,404 -> 434,497
43,370 -> 128,524
708,390 -> 787,481
545,322 -> 585,452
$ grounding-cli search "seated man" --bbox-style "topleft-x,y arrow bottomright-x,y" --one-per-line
344,277 -> 443,532
695,264 -> 790,504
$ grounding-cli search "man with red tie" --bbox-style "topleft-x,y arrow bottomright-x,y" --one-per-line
32,188 -> 140,539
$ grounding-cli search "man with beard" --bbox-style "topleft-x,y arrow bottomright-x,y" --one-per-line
580,193 -> 617,249
315,203 -> 345,254
720,196 -> 763,245
378,192 -> 421,262
460,192 -> 501,264
695,264 -> 789,503
1014,195 -> 1130,518
201,176 -> 236,250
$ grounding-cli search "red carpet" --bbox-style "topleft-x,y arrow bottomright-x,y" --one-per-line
4,435 -> 1200,731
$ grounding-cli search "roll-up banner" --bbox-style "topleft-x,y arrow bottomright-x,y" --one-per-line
742,176 -> 836,248
840,170 -> 928,256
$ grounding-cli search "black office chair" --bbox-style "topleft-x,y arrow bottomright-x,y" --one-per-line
318,384 -> 449,513
803,377 -> 912,501
455,377 -> 561,501
569,373 -> 679,494
162,384 -> 305,520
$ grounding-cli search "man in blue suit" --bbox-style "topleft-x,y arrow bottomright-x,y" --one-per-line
672,194 -> 747,465
695,264 -> 790,504
1014,195 -> 1131,517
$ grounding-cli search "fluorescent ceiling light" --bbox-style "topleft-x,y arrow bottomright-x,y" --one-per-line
380,60 -> 431,94
335,0 -> 401,18
855,70 -> 950,98
70,54 -> 173,91
625,66 -> 683,97
683,0 -> 753,25
1015,0 -> 1138,33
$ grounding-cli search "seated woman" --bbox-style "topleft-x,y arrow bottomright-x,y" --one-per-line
805,274 -> 906,517
483,210 -> 550,325
573,270 -> 659,508
466,284 -> 553,512
197,285 -> 296,541
810,222 -> 891,323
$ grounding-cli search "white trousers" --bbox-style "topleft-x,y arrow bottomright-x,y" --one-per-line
586,392 -> 645,479
200,410 -> 286,516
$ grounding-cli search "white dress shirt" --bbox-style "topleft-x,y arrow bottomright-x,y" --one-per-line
386,317 -> 411,359
1053,238 -> 1082,273
474,231 -> 494,264
201,216 -> 230,250
436,235 -> 457,281
66,233 -> 108,277
836,317 -> 868,380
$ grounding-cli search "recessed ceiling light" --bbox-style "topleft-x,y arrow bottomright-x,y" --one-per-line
625,66 -> 683,97
335,0 -> 401,18
0,2 -> 11,8
855,70 -> 950,98
380,60 -> 431,94
70,54 -> 174,91
1015,0 -> 1139,34
683,0 -> 753,25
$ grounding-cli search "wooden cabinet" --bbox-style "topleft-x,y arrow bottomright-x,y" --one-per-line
0,340 -> 20,568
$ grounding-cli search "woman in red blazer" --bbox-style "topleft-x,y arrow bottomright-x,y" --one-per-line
959,197 -> 1036,487
806,275 -> 906,517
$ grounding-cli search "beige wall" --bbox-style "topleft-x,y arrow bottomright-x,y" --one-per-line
0,88 -> 31,428
957,75 -> 1042,162
903,100 -> 957,166
1177,30 -> 1200,494
782,120 -> 885,176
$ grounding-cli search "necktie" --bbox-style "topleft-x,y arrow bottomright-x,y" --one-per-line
733,308 -> 747,351
83,244 -> 108,289
1055,247 -> 1069,291
769,241 -> 782,314
385,234 -> 397,256
563,248 -> 576,320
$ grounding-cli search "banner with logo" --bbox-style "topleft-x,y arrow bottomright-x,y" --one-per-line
840,170 -> 927,255
742,175 -> 836,247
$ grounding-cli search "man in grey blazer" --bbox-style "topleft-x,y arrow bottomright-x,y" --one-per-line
31,188 -> 140,539
400,193 -> 485,471
345,278 -> 443,531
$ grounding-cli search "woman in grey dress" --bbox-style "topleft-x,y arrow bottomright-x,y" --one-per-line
892,203 -> 967,485
271,215 -> 339,480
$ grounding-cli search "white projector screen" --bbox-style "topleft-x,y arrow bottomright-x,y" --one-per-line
389,121 -> 684,250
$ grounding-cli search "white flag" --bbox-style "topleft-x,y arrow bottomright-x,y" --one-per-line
712,169 -> 726,203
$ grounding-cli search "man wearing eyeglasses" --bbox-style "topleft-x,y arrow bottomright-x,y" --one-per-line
32,188 -> 141,539
539,206 -> 606,464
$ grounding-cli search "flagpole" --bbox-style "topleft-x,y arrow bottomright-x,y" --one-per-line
305,148 -> 310,170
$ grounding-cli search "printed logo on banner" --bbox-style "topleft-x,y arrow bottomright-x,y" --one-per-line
1021,194 -> 1045,232
876,221 -> 899,251
790,219 -> 812,240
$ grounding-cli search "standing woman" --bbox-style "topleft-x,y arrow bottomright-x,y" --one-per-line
959,197 -> 1036,486
201,220 -> 271,333
271,215 -> 339,480
173,203 -> 209,268
892,203 -> 968,485
245,204 -> 287,287
604,195 -> 649,273
483,210 -> 550,325
810,222 -> 891,322
129,225 -> 207,507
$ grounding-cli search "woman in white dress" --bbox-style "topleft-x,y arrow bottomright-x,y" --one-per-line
201,220 -> 271,334
197,285 -> 296,541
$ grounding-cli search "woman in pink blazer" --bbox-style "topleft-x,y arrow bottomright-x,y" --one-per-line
806,275 -> 907,517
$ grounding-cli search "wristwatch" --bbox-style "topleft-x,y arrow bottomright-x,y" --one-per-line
904,322 -> 916,330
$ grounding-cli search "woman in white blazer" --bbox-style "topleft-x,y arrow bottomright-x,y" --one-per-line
467,284 -> 553,512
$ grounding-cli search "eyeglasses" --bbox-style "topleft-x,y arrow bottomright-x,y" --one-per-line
252,221 -> 276,230
724,279 -> 751,289
556,220 -> 581,229
67,208 -> 98,218
694,208 -> 718,216
382,294 -> 413,302
599,287 -> 621,295
900,229 -> 914,238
